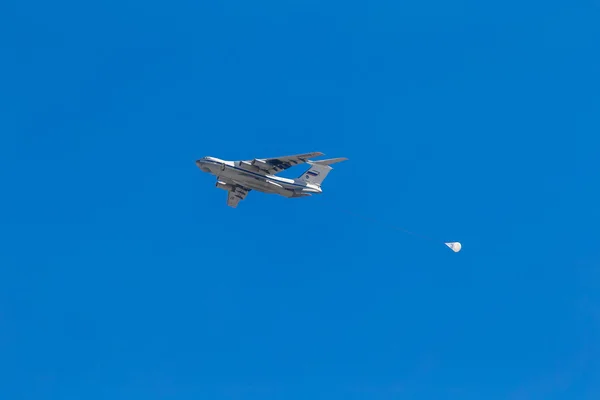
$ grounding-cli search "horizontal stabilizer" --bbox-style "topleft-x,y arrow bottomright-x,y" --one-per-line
310,157 -> 348,165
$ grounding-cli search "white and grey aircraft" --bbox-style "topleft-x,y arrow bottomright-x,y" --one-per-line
195,152 -> 347,207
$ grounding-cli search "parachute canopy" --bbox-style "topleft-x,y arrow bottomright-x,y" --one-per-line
445,242 -> 462,252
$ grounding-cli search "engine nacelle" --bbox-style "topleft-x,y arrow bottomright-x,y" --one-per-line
239,160 -> 261,172
251,159 -> 269,169
215,181 -> 233,191
300,187 -> 321,194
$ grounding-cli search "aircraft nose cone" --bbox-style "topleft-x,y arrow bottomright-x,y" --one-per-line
196,160 -> 212,173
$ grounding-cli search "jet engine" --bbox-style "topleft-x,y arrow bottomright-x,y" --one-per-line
251,159 -> 269,169
291,192 -> 311,198
215,181 -> 233,191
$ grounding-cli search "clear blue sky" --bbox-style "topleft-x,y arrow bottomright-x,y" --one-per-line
1,1 -> 599,399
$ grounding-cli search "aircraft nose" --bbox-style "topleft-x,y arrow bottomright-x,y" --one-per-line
196,159 -> 212,173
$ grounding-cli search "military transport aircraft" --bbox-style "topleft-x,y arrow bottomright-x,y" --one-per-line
195,152 -> 347,208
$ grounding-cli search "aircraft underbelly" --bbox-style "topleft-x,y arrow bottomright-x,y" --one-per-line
226,171 -> 289,195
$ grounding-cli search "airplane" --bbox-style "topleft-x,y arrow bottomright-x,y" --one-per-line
195,152 -> 347,208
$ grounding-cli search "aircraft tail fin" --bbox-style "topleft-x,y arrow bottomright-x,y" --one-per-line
297,158 -> 346,186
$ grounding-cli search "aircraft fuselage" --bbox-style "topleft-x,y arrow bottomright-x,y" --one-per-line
196,157 -> 321,198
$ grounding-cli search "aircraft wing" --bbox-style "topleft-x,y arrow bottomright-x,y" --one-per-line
241,152 -> 324,175
226,184 -> 250,208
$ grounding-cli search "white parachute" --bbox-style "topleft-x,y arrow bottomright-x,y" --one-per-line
445,242 -> 462,252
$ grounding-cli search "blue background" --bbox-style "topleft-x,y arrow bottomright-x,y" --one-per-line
1,1 -> 599,398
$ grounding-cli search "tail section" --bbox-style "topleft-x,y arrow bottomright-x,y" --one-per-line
297,157 -> 347,186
